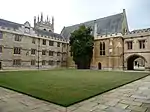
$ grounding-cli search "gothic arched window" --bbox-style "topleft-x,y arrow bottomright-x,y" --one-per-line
100,42 -> 105,55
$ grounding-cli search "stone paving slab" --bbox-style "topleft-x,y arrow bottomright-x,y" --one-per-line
0,87 -> 66,112
0,75 -> 150,112
68,76 -> 150,112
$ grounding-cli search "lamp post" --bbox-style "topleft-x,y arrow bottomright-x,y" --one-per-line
38,38 -> 40,70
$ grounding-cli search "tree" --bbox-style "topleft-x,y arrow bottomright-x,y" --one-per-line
69,25 -> 94,69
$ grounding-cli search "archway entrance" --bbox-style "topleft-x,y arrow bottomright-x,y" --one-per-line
98,63 -> 102,70
0,62 -> 2,70
127,55 -> 146,70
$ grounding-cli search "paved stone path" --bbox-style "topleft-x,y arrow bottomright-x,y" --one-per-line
0,75 -> 150,112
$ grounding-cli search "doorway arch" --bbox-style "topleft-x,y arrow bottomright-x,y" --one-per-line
127,54 -> 146,70
98,62 -> 102,70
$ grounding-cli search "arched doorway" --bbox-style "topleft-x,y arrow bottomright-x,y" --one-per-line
127,55 -> 146,70
0,62 -> 2,70
98,63 -> 102,70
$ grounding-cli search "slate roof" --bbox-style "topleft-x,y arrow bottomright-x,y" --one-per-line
0,19 -> 22,29
0,18 -> 63,39
61,13 -> 124,39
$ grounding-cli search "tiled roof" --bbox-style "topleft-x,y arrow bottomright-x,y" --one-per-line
0,18 -> 63,38
61,13 -> 124,39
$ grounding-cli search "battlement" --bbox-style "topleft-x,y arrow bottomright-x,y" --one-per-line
126,28 -> 150,35
95,33 -> 123,40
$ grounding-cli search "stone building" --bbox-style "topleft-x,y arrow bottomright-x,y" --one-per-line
61,9 -> 150,71
0,10 -> 149,71
0,13 -> 68,70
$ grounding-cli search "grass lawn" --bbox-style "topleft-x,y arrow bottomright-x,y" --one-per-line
0,69 -> 148,107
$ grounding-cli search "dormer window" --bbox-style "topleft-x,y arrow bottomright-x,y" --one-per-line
44,29 -> 46,31
25,27 -> 30,33
49,30 -> 51,32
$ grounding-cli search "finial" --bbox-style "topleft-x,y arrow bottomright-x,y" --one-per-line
38,15 -> 39,22
41,12 -> 43,22
47,15 -> 49,22
34,16 -> 36,22
34,16 -> 36,26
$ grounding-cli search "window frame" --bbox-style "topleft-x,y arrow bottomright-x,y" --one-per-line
31,60 -> 36,66
0,31 -> 3,39
14,34 -> 22,42
139,40 -> 145,49
100,42 -> 105,55
42,50 -> 46,55
13,59 -> 21,66
49,40 -> 54,46
0,46 -> 2,53
42,60 -> 46,65
43,39 -> 46,45
57,42 -> 61,47
126,41 -> 133,50
49,51 -> 54,56
14,47 -> 21,54
31,49 -> 36,55
48,60 -> 54,65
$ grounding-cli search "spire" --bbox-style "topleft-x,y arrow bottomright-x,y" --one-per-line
52,16 -> 54,24
41,12 -> 43,22
52,16 -> 54,31
38,15 -> 39,22
34,16 -> 36,26
47,15 -> 49,22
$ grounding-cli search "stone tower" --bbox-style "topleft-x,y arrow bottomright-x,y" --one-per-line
34,13 -> 54,32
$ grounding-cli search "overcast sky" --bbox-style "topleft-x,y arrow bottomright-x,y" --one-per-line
0,0 -> 149,33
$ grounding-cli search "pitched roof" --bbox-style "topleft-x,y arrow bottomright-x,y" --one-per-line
0,18 -> 22,29
0,18 -> 63,39
61,13 -> 124,39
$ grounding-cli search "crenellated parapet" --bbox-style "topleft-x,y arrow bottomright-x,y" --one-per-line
95,33 -> 123,40
124,28 -> 150,38
34,13 -> 54,32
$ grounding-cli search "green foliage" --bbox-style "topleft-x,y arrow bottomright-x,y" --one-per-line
70,25 -> 94,69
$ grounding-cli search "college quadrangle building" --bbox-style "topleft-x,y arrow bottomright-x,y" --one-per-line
0,9 -> 150,70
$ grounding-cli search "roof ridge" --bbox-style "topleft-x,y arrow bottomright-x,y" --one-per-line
64,12 -> 123,28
